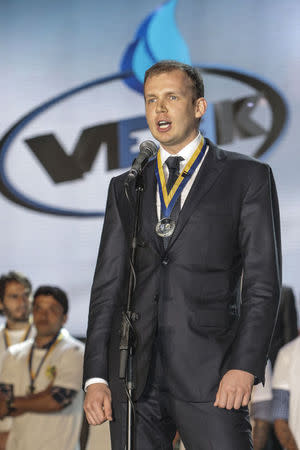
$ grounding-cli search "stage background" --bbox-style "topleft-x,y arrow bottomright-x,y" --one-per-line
1,0 -> 299,335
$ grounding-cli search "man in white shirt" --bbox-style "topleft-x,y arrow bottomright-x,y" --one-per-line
0,271 -> 35,364
272,336 -> 300,449
0,285 -> 84,450
0,271 -> 36,449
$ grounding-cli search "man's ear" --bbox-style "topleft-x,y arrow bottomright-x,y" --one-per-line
0,301 -> 4,314
195,97 -> 207,119
62,314 -> 68,326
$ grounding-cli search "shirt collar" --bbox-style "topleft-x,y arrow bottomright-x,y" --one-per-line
160,133 -> 202,165
34,330 -> 61,349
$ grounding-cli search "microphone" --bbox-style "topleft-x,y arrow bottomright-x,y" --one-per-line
125,140 -> 158,184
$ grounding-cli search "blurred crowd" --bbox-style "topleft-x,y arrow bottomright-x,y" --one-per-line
0,270 -> 298,450
0,271 -> 85,450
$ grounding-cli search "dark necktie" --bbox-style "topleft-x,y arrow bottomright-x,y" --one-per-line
161,156 -> 183,248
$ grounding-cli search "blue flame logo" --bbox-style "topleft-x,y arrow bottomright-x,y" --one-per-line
121,0 -> 190,93
120,0 -> 288,160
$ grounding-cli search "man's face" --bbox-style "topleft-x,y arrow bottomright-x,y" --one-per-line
144,69 -> 207,154
33,295 -> 66,338
2,281 -> 31,322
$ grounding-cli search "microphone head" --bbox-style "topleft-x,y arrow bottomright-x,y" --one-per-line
139,140 -> 158,157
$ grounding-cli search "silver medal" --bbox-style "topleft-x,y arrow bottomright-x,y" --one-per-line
155,218 -> 176,237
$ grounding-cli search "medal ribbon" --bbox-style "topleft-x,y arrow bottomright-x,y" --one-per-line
155,135 -> 206,218
27,331 -> 63,393
3,323 -> 32,349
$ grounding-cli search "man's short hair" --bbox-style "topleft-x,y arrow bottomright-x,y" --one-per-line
144,60 -> 204,100
33,285 -> 69,314
0,271 -> 32,303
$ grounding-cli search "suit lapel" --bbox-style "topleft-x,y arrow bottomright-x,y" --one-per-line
166,142 -> 227,250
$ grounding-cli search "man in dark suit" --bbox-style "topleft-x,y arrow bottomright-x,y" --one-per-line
83,60 -> 281,449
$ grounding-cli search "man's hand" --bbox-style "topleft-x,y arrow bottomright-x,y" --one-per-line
0,432 -> 9,450
274,419 -> 299,450
84,383 -> 112,425
0,393 -> 9,420
214,369 -> 254,410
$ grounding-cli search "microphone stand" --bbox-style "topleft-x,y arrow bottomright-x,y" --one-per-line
119,173 -> 144,450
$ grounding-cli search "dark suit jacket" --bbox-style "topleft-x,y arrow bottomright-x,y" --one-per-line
83,140 -> 281,403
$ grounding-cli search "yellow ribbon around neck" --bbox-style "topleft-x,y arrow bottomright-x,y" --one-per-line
157,134 -> 205,209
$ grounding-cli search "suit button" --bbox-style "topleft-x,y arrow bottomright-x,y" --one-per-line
162,258 -> 169,266
131,312 -> 140,321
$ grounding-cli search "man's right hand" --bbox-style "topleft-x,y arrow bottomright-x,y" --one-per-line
84,383 -> 113,425
0,393 -> 8,420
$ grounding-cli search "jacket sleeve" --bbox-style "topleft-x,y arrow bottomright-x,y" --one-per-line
228,164 -> 282,383
83,178 -> 128,385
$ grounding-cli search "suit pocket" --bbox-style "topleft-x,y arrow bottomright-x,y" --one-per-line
188,309 -> 238,338
190,309 -> 231,328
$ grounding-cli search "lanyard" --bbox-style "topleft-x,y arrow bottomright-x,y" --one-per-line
27,332 -> 63,394
155,135 -> 206,218
3,323 -> 32,349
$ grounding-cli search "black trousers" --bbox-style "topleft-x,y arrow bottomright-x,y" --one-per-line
110,347 -> 253,450
110,384 -> 253,450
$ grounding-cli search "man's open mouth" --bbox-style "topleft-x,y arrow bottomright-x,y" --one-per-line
157,120 -> 171,130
